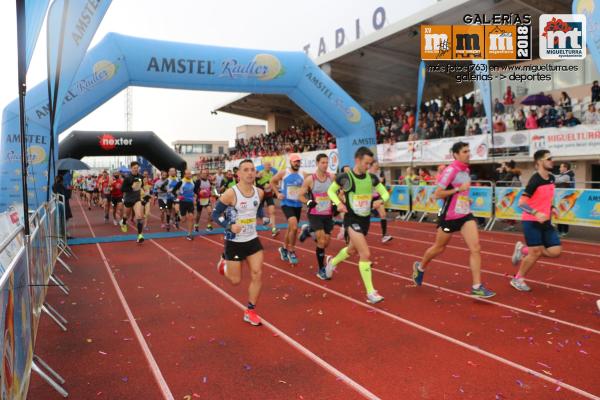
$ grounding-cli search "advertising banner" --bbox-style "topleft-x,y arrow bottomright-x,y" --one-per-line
553,188 -> 600,227
491,130 -> 530,148
386,185 -> 410,211
494,187 -> 524,220
411,185 -> 439,213
529,125 -> 600,157
1,250 -> 33,399
421,134 -> 489,163
227,150 -> 339,174
376,141 -> 420,163
469,186 -> 493,218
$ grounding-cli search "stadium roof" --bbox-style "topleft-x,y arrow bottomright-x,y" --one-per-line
215,0 -> 571,121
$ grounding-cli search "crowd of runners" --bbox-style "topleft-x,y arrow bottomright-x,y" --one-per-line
74,143 -> 565,327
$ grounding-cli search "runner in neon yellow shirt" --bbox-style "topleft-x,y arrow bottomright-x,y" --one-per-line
325,147 -> 389,304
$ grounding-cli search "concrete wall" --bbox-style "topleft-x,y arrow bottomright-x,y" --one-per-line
236,125 -> 266,141
267,113 -> 295,133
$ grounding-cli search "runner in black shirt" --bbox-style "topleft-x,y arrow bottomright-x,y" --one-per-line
121,161 -> 146,243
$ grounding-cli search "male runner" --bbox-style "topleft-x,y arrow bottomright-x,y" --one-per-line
194,169 -> 214,232
177,169 -> 196,240
298,153 -> 335,280
84,175 -> 95,210
98,170 -> 111,223
510,149 -> 562,291
369,161 -> 393,243
121,161 -> 146,243
154,171 -> 170,229
110,171 -> 124,226
256,160 -> 279,237
271,154 -> 304,264
219,170 -> 237,194
213,159 -> 265,326
412,141 -> 495,298
166,168 -> 181,231
142,170 -> 154,230
325,147 -> 389,304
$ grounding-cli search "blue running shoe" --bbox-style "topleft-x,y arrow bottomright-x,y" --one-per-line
278,247 -> 288,262
299,224 -> 310,243
471,284 -> 496,299
412,261 -> 424,286
288,251 -> 298,265
316,268 -> 330,281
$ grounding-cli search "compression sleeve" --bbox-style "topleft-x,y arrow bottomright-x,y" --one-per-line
375,183 -> 390,202
211,201 -> 229,227
327,181 -> 342,206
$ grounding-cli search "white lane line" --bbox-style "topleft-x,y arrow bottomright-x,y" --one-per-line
259,234 -> 600,336
385,223 -> 600,258
77,200 -> 175,400
368,224 -> 600,274
150,239 -> 381,400
326,232 -> 600,297
195,234 -> 600,400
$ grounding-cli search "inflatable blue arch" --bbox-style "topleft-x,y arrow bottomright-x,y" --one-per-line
1,33 -> 376,210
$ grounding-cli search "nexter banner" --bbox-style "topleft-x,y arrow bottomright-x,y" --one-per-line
386,185 -> 410,211
494,187 -> 524,220
553,188 -> 600,227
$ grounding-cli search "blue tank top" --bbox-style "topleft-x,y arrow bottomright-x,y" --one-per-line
167,177 -> 179,200
281,170 -> 303,208
179,180 -> 195,202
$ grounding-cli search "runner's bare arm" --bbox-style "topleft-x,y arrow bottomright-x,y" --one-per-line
298,175 -> 313,205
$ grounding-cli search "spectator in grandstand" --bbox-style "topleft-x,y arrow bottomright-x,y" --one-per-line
417,168 -> 434,186
493,114 -> 506,133
526,110 -> 539,129
514,109 -> 526,130
496,160 -> 521,186
555,162 -> 575,237
562,111 -> 581,127
583,104 -> 600,125
592,80 -> 600,103
494,98 -> 505,115
559,92 -> 572,113
504,86 -> 515,114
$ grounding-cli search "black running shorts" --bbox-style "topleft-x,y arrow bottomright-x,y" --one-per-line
308,214 -> 334,235
282,205 -> 302,220
179,201 -> 194,217
437,214 -> 475,233
224,238 -> 263,262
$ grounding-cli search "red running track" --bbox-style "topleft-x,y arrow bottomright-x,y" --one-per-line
28,198 -> 600,399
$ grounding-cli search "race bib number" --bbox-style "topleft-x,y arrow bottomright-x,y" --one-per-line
103,187 -> 110,194
199,198 -> 210,206
287,185 -> 300,201
237,217 -> 256,236
455,194 -> 470,215
132,181 -> 142,191
352,194 -> 371,215
315,195 -> 332,213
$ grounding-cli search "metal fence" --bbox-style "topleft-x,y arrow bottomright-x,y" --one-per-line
0,195 -> 74,398
385,181 -> 600,230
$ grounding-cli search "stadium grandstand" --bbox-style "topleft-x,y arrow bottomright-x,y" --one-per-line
216,0 -> 600,185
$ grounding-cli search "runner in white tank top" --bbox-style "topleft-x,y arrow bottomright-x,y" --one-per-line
212,159 -> 265,326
